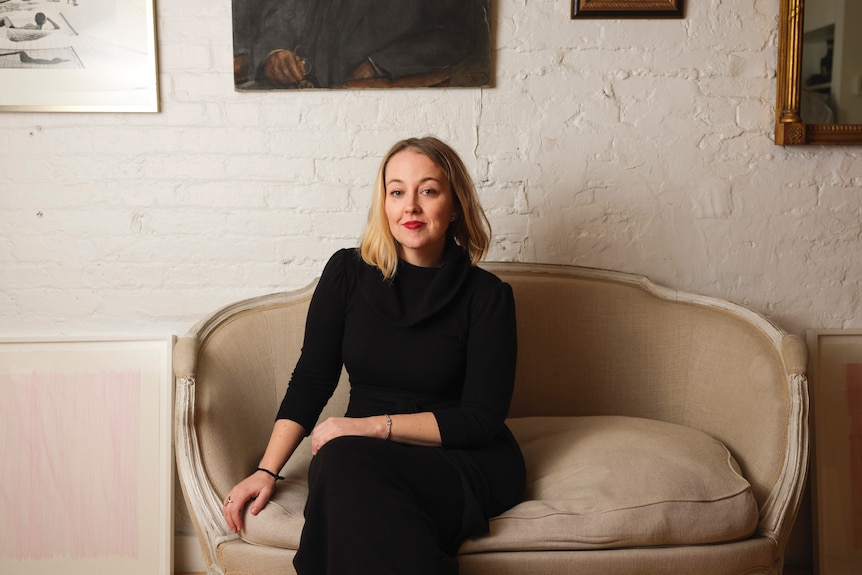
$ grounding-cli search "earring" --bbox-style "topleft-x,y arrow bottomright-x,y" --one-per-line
450,215 -> 457,222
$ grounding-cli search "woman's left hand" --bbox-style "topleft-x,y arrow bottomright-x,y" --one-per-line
311,413 -> 443,453
311,416 -> 386,455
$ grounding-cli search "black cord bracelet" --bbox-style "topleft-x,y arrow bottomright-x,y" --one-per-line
256,467 -> 285,481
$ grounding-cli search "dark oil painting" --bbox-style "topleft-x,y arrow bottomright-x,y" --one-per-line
232,0 -> 491,90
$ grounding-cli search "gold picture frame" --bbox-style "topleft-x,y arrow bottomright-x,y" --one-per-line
774,0 -> 862,145
0,0 -> 159,112
807,330 -> 862,575
571,0 -> 684,19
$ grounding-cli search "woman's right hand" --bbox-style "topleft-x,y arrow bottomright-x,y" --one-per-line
222,470 -> 278,533
223,419 -> 307,533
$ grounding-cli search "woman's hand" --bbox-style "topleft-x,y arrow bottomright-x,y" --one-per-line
222,470 -> 278,534
311,416 -> 388,455
311,413 -> 443,454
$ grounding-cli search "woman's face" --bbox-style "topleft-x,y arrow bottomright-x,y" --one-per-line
384,149 -> 457,268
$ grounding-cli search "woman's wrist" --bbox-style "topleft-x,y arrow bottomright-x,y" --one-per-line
382,414 -> 392,440
255,467 -> 284,481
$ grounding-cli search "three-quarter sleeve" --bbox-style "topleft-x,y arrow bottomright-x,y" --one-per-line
276,250 -> 350,434
432,279 -> 517,448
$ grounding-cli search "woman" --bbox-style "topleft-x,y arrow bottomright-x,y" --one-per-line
223,137 -> 525,574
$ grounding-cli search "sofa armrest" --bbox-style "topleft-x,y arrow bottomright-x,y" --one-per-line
174,336 -> 241,571
757,334 -> 809,549
172,286 -> 324,574
173,335 -> 198,380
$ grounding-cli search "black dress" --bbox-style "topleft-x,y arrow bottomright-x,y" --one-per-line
277,243 -> 525,574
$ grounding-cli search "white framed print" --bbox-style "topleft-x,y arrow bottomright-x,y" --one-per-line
0,0 -> 159,112
0,336 -> 174,575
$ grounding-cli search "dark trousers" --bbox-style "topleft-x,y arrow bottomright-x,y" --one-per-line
293,436 -> 466,575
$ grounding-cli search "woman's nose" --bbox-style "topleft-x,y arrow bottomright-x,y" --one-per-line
404,196 -> 419,213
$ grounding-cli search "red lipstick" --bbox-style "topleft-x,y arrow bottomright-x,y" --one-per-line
403,221 -> 424,230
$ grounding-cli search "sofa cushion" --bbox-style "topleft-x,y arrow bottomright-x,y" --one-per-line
242,415 -> 759,554
459,415 -> 759,554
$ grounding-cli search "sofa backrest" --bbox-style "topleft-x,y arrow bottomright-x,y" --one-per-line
177,262 -> 806,540
485,264 -> 805,517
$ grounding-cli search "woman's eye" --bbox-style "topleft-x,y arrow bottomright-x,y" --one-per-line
421,188 -> 437,196
388,190 -> 403,197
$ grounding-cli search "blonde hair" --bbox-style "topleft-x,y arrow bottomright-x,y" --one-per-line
359,137 -> 491,279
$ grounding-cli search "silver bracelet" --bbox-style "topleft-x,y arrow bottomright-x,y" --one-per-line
384,414 -> 392,441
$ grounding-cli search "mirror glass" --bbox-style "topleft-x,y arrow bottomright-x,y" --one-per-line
800,0 -> 862,124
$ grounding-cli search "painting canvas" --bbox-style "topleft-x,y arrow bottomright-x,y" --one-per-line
0,337 -> 173,575
232,0 -> 492,90
0,0 -> 158,112
807,330 -> 862,575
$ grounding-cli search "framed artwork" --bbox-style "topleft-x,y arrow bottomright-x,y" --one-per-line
807,330 -> 862,575
0,336 -> 174,575
232,0 -> 492,90
571,0 -> 685,19
0,0 -> 159,112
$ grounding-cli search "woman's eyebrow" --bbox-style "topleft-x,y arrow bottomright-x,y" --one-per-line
385,176 -> 443,187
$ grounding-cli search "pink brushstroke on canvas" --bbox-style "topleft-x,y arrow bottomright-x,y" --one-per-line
0,370 -> 141,560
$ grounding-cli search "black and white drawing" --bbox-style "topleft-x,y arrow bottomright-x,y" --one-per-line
0,0 -> 158,112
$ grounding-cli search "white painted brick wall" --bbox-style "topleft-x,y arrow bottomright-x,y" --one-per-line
3,1 -> 861,339
1,0 -> 859,339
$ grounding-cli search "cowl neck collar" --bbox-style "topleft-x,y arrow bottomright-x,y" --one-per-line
356,239 -> 472,326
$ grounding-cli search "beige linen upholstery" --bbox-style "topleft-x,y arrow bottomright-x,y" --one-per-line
461,416 -> 759,553
174,263 -> 808,575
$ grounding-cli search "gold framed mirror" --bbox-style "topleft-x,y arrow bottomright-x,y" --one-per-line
775,0 -> 862,145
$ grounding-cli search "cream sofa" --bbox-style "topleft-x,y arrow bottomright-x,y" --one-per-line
174,262 -> 809,575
